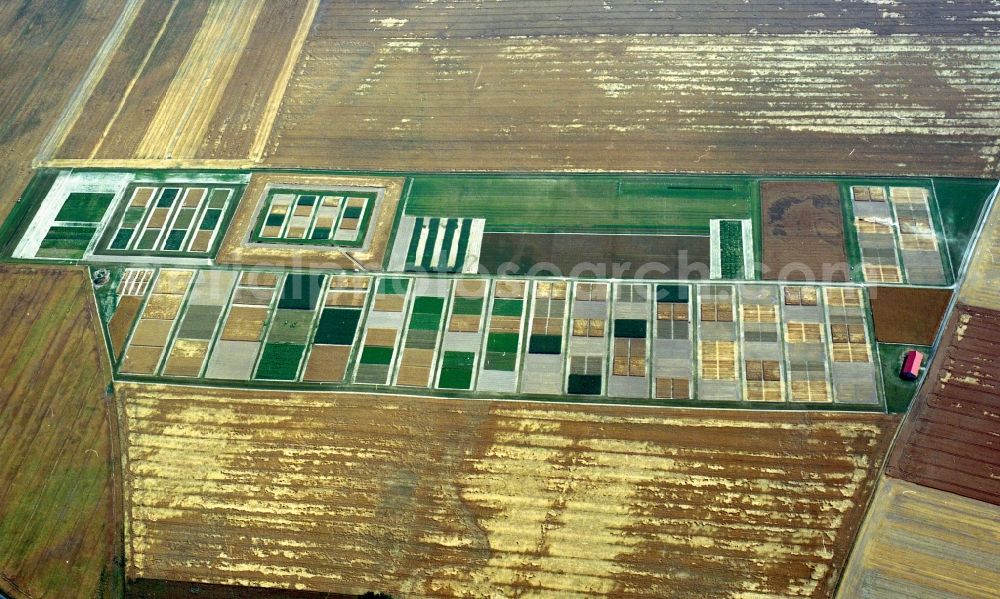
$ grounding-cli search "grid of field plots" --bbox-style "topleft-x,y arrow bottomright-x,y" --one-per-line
110,270 -> 882,406
256,190 -> 373,246
101,184 -> 235,254
851,185 -> 948,285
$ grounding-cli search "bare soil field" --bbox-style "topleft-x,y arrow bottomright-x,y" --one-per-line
761,181 -> 849,281
54,0 -> 313,163
263,5 -> 1000,176
887,303 -> 1000,506
0,265 -> 118,599
121,382 -> 899,598
836,478 -> 1000,599
0,0 -> 125,221
870,286 -> 951,345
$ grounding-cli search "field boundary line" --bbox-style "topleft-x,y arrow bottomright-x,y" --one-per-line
249,0 -> 320,163
34,0 -> 146,164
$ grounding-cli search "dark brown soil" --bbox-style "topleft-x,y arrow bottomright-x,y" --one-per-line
870,286 -> 951,345
760,181 -> 850,282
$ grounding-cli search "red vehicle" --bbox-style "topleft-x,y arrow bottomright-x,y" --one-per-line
900,350 -> 924,381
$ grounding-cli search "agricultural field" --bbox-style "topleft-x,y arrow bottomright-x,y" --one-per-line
262,2 -> 1000,176
0,265 -> 118,599
119,382 -> 899,598
50,0 -> 315,164
836,478 -> 1000,598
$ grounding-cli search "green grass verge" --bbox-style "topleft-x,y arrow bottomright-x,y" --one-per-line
878,343 -> 931,414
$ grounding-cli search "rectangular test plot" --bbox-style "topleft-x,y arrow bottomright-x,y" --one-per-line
825,287 -> 880,405
653,284 -> 692,400
851,186 -> 903,283
204,272 -> 280,380
254,273 -> 326,381
354,277 -> 411,385
566,282 -> 609,396
697,284 -> 740,401
782,285 -> 832,403
119,269 -> 195,376
609,283 -> 651,399
890,186 -> 948,285
436,279 -> 489,390
302,276 -> 370,382
739,284 -> 785,402
476,280 -> 528,394
521,281 -> 568,395
162,270 -> 237,377
394,279 -> 449,388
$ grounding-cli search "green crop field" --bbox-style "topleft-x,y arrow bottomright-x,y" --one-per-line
404,175 -> 753,234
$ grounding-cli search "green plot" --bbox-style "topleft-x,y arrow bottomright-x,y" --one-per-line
254,343 -> 305,380
614,319 -> 647,339
879,343 -> 930,414
314,308 -> 361,345
409,297 -> 444,331
932,178 -> 997,271
719,220 -> 745,280
492,299 -> 523,317
360,346 -> 393,365
568,374 -> 601,395
529,335 -> 562,355
278,274 -> 324,310
452,297 -> 484,315
378,277 -> 410,295
36,225 -> 97,259
54,192 -> 115,222
405,174 -> 752,234
439,351 -> 475,389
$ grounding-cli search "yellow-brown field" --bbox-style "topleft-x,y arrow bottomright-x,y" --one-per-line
121,383 -> 899,597
0,265 -> 117,599
959,186 -> 1000,310
836,478 -> 1000,599
50,0 -> 316,164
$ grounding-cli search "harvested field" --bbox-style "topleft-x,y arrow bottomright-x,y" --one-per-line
0,0 -> 126,222
121,382 -> 899,597
479,233 -> 710,279
760,181 -> 849,282
886,303 -> 1000,506
0,265 -> 118,599
870,286 -> 951,345
836,478 -> 1000,599
53,0 -> 314,163
265,11 -> 1000,176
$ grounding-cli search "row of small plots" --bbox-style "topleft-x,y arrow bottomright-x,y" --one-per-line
851,185 -> 948,285
113,271 -> 880,405
108,185 -> 233,253
258,192 -> 369,243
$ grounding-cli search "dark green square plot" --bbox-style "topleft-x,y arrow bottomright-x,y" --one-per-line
265,213 -> 285,227
656,284 -> 690,304
452,297 -> 484,315
442,351 -> 476,369
314,308 -> 361,345
484,351 -> 517,371
377,277 -> 410,295
177,305 -> 222,339
412,296 -> 445,314
164,230 -> 186,250
614,319 -> 647,339
110,228 -> 133,249
278,274 -> 324,310
344,206 -> 363,218
268,309 -> 315,343
529,335 -> 562,355
297,195 -> 317,207
408,313 -> 442,331
157,188 -> 179,207
360,346 -> 393,365
492,299 -> 523,317
311,227 -> 331,240
199,209 -> 222,230
55,192 -> 114,222
487,333 -> 519,353
438,367 -> 473,390
568,374 -> 602,395
254,343 -> 305,380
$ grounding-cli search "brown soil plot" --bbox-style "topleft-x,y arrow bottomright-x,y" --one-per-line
761,181 -> 850,282
870,286 -> 951,345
